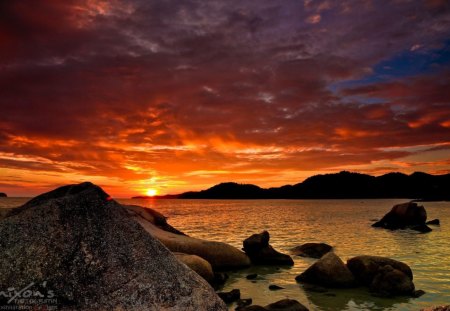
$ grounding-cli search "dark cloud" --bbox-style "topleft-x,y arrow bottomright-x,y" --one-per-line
0,0 -> 449,195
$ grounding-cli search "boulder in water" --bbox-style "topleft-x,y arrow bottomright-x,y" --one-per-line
295,252 -> 355,288
290,243 -> 332,258
243,231 -> 294,265
372,202 -> 430,232
370,265 -> 415,296
0,182 -> 226,310
237,299 -> 309,311
347,255 -> 413,285
217,289 -> 240,303
0,192 -> 6,197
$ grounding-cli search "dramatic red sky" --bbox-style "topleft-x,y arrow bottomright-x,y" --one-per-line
1,0 -> 450,197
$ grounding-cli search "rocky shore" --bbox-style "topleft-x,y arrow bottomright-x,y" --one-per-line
0,183 -> 439,310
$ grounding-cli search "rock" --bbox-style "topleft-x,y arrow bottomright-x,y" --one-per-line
237,298 -> 253,308
213,272 -> 229,287
126,204 -> 251,269
410,224 -> 432,233
265,299 -> 309,311
0,208 -> 12,221
246,273 -> 258,279
421,306 -> 450,311
0,192 -> 6,197
237,299 -> 309,311
290,243 -> 332,258
217,289 -> 240,303
295,252 -> 355,288
372,202 -> 429,231
174,252 -> 214,283
0,182 -> 226,310
426,219 -> 440,225
243,231 -> 294,266
125,204 -> 185,235
413,289 -> 426,298
370,265 -> 415,296
347,255 -> 413,286
269,284 -> 284,290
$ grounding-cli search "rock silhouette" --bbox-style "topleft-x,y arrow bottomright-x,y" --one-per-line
372,202 -> 432,232
243,231 -> 294,265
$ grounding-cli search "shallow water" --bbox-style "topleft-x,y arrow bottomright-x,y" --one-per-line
2,198 -> 449,310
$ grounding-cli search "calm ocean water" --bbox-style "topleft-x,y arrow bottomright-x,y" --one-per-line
2,198 -> 449,310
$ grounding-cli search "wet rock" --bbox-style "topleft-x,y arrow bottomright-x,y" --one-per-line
269,284 -> 284,290
213,272 -> 229,287
372,202 -> 430,232
413,289 -> 426,298
243,231 -> 294,266
426,219 -> 440,226
174,252 -> 214,282
290,243 -> 332,258
237,298 -> 253,308
246,273 -> 258,279
0,182 -> 226,310
237,299 -> 309,311
265,299 -> 309,311
347,255 -> 413,286
295,252 -> 355,288
410,224 -> 432,233
127,204 -> 251,269
217,289 -> 240,303
370,265 -> 415,296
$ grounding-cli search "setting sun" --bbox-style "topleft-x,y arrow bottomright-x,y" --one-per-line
146,189 -> 158,197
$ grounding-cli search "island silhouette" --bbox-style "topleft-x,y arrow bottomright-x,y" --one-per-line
133,171 -> 450,201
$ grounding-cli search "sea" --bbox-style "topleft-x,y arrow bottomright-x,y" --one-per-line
1,198 -> 449,310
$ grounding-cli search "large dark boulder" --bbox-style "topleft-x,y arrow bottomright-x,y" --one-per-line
290,243 -> 332,258
347,255 -> 416,296
237,299 -> 309,311
295,252 -> 355,288
347,255 -> 413,285
372,202 -> 431,232
243,231 -> 294,265
0,182 -> 226,310
370,265 -> 415,296
0,192 -> 6,197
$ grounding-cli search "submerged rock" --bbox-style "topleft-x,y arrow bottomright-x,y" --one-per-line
290,243 -> 332,258
237,299 -> 309,311
426,219 -> 440,226
372,202 -> 430,232
243,231 -> 294,265
126,204 -> 251,270
217,289 -> 240,303
295,252 -> 355,288
246,273 -> 258,279
265,299 -> 309,311
268,284 -> 284,290
410,224 -> 432,233
0,182 -> 226,311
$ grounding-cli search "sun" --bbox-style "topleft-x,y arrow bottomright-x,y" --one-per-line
146,189 -> 158,197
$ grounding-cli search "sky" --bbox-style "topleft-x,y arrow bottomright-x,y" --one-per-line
0,0 -> 450,197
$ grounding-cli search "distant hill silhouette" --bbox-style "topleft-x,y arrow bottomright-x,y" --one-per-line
177,171 -> 450,200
